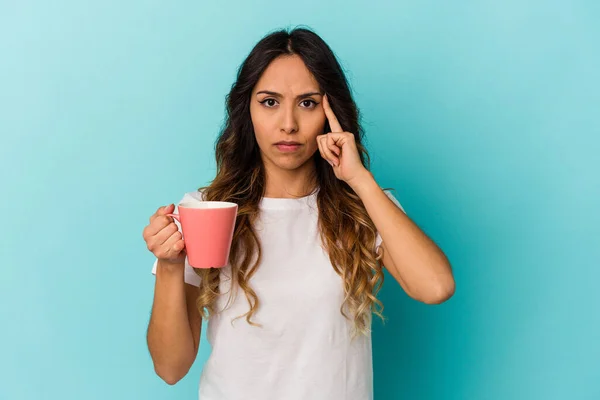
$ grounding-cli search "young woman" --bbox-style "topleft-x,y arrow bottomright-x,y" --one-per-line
144,27 -> 454,400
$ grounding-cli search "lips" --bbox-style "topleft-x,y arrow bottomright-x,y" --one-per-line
275,141 -> 301,145
275,141 -> 302,152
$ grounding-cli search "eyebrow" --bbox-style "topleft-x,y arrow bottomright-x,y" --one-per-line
256,90 -> 323,99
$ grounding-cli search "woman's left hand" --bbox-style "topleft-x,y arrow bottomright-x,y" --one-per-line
317,94 -> 370,185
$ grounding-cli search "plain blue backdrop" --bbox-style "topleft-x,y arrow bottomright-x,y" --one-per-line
1,1 -> 598,399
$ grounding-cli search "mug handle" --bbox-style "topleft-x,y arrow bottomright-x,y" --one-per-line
166,213 -> 180,222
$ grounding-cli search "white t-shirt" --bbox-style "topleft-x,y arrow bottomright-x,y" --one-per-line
151,189 -> 404,400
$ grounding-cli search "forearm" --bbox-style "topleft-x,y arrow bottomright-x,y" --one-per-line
349,171 -> 454,300
147,261 -> 196,382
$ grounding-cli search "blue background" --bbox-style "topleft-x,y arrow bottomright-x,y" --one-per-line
1,1 -> 598,399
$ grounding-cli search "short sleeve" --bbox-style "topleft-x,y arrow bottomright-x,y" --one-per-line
375,190 -> 406,250
150,191 -> 205,287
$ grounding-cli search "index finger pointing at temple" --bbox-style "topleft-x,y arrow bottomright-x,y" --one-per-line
323,94 -> 343,133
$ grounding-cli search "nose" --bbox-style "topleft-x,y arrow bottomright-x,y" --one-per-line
280,105 -> 298,134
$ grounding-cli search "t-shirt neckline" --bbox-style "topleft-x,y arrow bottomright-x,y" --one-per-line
259,189 -> 319,210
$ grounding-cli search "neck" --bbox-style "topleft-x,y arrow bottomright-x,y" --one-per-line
263,159 -> 317,199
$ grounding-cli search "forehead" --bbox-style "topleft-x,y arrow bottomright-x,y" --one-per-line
253,54 -> 320,94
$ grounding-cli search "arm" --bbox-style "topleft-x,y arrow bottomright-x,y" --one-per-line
147,260 -> 202,384
316,95 -> 454,304
349,171 -> 455,304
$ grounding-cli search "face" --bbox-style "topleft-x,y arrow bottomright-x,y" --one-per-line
250,54 -> 326,173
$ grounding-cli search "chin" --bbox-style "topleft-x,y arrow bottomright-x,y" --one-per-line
279,162 -> 304,171
275,158 -> 309,171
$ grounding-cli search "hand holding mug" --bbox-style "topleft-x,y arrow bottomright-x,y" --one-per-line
143,204 -> 186,264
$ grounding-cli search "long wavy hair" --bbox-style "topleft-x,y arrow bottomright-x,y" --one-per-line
193,27 -> 386,336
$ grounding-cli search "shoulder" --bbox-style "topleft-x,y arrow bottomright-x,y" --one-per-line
172,189 -> 206,216
178,189 -> 206,204
382,189 -> 405,213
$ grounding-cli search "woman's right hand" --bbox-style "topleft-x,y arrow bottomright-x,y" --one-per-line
143,204 -> 186,264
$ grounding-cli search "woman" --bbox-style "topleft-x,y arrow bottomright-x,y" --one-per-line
144,27 -> 454,400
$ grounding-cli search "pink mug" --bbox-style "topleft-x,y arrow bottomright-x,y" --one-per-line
167,200 -> 238,269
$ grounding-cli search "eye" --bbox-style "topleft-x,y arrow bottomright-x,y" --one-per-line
300,99 -> 318,109
259,98 -> 278,108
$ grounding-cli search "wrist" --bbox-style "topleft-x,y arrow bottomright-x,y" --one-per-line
347,169 -> 376,195
156,259 -> 185,276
